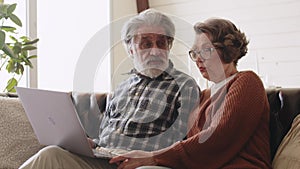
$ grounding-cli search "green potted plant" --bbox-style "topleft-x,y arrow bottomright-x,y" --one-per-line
0,1 -> 38,92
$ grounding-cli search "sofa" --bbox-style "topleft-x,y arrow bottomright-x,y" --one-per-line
0,88 -> 299,169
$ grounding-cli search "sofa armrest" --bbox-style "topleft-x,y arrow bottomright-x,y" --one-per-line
0,96 -> 44,169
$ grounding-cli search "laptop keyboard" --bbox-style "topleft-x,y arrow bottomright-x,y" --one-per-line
93,147 -> 129,159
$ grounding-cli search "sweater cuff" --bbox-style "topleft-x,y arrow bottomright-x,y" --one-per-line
153,141 -> 186,167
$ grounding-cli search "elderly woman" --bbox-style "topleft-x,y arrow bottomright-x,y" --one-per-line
110,18 -> 272,169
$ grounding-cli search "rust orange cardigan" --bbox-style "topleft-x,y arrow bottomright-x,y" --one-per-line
153,71 -> 272,169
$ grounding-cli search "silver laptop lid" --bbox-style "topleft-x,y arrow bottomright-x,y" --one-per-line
16,87 -> 94,157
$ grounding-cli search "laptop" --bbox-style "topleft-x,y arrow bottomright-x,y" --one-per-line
16,87 -> 124,159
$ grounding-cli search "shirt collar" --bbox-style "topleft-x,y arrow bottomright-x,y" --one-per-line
210,72 -> 238,96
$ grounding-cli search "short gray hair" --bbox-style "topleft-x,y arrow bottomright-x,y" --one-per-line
121,9 -> 175,51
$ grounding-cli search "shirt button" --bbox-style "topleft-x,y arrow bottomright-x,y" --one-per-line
135,92 -> 139,96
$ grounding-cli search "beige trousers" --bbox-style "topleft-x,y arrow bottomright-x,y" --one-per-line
272,114 -> 300,169
19,145 -> 118,169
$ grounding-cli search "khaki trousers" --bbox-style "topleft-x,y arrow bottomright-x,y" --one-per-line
19,145 -> 118,169
272,114 -> 300,169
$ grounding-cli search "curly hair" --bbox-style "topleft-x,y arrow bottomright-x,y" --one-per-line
193,18 -> 249,66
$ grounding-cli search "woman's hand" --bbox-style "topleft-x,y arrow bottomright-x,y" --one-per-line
109,150 -> 157,169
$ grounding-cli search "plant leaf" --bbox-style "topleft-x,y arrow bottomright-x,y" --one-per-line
28,55 -> 37,59
23,38 -> 39,45
9,35 -> 18,42
0,4 -> 9,17
9,13 -> 22,27
13,45 -> 21,54
0,30 -> 5,49
6,59 -> 16,73
21,50 -> 28,57
24,59 -> 33,68
2,43 -> 17,58
7,3 -> 17,15
22,45 -> 37,51
16,63 -> 24,74
5,77 -> 18,92
0,26 -> 16,32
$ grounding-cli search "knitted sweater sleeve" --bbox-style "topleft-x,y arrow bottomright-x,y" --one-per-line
153,71 -> 269,169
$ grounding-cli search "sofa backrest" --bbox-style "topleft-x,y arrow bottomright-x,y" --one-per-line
71,88 -> 300,161
266,88 -> 300,160
72,92 -> 107,139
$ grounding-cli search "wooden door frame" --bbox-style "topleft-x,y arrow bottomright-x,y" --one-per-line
136,0 -> 149,13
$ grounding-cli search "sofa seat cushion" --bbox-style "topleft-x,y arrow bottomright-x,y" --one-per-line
272,114 -> 300,169
0,97 -> 44,169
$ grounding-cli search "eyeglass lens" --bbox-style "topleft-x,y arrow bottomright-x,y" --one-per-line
134,34 -> 169,50
189,48 -> 214,61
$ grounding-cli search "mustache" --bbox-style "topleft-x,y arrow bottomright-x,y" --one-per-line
145,55 -> 166,63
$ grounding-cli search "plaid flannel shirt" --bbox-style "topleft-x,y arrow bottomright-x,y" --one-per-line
98,61 -> 200,151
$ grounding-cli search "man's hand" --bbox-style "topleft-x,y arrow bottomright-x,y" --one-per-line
109,150 -> 156,169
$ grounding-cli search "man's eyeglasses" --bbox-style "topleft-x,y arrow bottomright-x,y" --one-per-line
189,47 -> 217,62
134,34 -> 172,50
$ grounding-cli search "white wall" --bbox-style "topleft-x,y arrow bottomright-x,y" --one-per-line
110,0 -> 138,90
148,0 -> 300,88
3,0 -> 299,92
37,0 -> 110,92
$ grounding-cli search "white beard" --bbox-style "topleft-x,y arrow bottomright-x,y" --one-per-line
133,55 -> 169,78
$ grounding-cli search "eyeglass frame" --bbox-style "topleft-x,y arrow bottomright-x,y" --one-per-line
188,47 -> 218,62
133,34 -> 173,50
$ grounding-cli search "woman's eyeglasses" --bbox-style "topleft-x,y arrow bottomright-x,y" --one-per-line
189,47 -> 216,62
